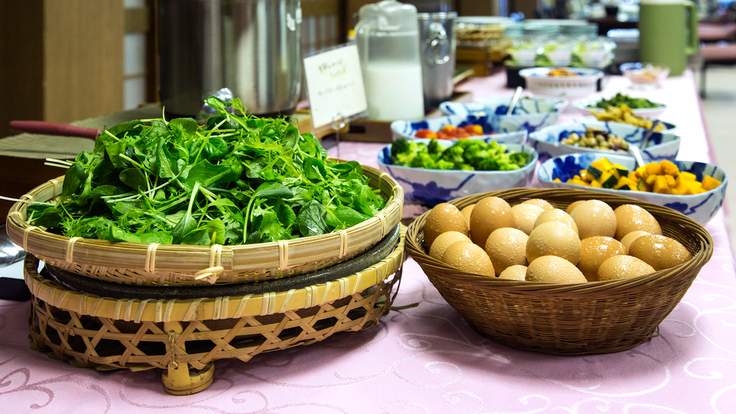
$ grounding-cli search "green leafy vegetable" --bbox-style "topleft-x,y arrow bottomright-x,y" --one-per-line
390,137 -> 530,171
32,97 -> 385,246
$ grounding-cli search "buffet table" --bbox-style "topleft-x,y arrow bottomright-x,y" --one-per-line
1,71 -> 735,413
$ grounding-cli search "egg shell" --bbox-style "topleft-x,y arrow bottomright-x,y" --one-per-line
527,221 -> 582,265
485,227 -> 529,275
499,265 -> 528,281
628,234 -> 693,271
442,241 -> 495,277
511,204 -> 545,235
614,204 -> 662,240
578,236 -> 626,281
460,204 -> 475,228
522,198 -> 553,210
469,197 -> 514,246
597,255 -> 656,281
620,230 -> 651,253
429,231 -> 472,260
534,208 -> 579,235
566,200 -> 585,215
526,255 -> 587,283
424,203 -> 469,250
570,200 -> 617,239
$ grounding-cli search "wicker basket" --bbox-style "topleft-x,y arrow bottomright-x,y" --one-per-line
6,164 -> 403,286
24,226 -> 405,394
406,188 -> 713,356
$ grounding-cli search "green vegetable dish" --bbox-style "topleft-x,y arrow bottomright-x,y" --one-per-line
390,137 -> 530,171
592,93 -> 660,109
27,97 -> 386,246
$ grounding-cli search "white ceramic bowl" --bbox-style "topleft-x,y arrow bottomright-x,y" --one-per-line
572,97 -> 668,119
537,152 -> 728,224
377,142 -> 538,206
390,114 -> 527,144
528,120 -> 681,162
439,96 -> 568,133
620,62 -> 670,87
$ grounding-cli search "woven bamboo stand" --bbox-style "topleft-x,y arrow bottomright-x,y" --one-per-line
406,188 -> 713,356
24,227 -> 406,395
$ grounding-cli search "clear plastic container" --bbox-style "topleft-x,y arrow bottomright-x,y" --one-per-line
355,0 -> 425,121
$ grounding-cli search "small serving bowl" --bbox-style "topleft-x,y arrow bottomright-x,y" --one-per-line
528,120 -> 681,162
620,62 -> 670,89
579,116 -> 677,133
377,142 -> 538,206
439,96 -> 567,133
390,114 -> 527,144
537,152 -> 727,224
572,97 -> 668,119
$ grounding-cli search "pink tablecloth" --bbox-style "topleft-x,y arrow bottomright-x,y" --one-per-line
1,72 -> 735,414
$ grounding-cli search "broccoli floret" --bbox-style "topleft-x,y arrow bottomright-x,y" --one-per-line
427,139 -> 445,157
437,160 -> 455,170
409,153 -> 437,169
391,138 -> 429,166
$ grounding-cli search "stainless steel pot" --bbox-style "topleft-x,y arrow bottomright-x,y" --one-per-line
158,0 -> 302,117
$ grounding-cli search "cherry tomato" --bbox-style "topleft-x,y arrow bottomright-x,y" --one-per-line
415,129 -> 437,139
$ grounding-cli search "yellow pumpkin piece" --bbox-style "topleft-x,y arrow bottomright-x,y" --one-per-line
636,166 -> 647,178
554,178 -> 561,182
645,162 -> 662,175
665,175 -> 676,187
678,171 -> 697,181
653,175 -> 670,193
660,160 -> 679,176
645,174 -> 658,185
628,171 -> 641,181
590,180 -> 603,188
683,180 -> 703,195
702,175 -> 722,191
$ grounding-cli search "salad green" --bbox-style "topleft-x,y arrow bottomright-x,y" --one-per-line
27,97 -> 386,246
593,93 -> 660,109
390,138 -> 530,171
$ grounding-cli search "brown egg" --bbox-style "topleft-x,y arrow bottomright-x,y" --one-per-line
429,231 -> 472,261
566,200 -> 585,215
598,255 -> 655,281
511,204 -> 545,235
526,255 -> 587,283
522,198 -> 553,210
469,197 -> 514,246
578,236 -> 626,281
628,235 -> 693,271
499,265 -> 528,281
569,200 -> 617,239
460,204 -> 475,228
484,227 -> 529,275
534,208 -> 579,235
527,221 -> 581,265
442,241 -> 495,277
620,230 -> 651,253
424,203 -> 469,250
614,204 -> 662,240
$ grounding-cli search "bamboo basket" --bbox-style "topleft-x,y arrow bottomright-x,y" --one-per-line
24,226 -> 405,395
6,164 -> 403,286
406,188 -> 713,356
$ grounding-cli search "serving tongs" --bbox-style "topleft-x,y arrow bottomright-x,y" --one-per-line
629,120 -> 661,168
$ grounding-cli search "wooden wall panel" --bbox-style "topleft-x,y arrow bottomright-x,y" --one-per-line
43,0 -> 124,123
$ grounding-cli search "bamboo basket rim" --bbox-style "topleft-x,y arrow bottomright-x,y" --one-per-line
24,226 -> 406,322
407,188 -> 713,294
6,163 -> 404,279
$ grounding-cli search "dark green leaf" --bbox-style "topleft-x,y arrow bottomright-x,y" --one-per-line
295,200 -> 328,237
119,168 -> 147,190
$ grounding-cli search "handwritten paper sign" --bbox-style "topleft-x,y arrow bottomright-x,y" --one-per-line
303,44 -> 367,129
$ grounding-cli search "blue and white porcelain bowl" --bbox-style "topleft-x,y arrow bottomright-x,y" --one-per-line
439,96 -> 567,133
579,116 -> 677,133
528,120 -> 681,162
537,152 -> 728,224
390,114 -> 527,144
572,97 -> 668,119
377,143 -> 538,207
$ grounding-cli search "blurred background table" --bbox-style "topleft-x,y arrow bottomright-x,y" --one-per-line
1,71 -> 735,413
